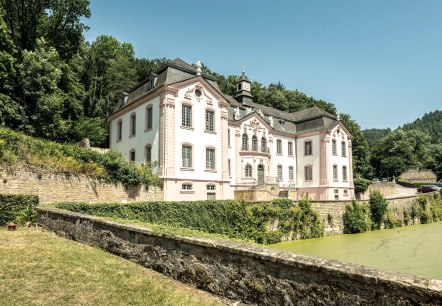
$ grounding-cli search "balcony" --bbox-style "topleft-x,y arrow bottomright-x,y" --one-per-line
239,146 -> 271,157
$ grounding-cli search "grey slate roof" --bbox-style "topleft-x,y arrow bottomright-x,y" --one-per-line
115,58 -> 342,136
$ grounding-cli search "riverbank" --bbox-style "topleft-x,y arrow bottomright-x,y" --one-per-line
270,221 -> 442,279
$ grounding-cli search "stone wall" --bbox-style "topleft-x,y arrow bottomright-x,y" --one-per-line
356,182 -> 397,200
37,207 -> 442,305
0,167 -> 163,204
312,193 -> 432,236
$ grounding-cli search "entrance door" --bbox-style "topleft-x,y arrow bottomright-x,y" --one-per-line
257,165 -> 265,186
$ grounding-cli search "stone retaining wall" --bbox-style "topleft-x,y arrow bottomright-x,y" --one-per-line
37,207 -> 442,305
0,167 -> 163,204
312,193 -> 433,236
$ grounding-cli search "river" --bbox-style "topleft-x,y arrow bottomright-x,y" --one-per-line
269,221 -> 442,280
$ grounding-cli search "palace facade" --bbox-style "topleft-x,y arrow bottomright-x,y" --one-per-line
108,58 -> 354,201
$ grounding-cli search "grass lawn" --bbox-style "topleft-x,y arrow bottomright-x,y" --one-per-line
0,228 -> 226,306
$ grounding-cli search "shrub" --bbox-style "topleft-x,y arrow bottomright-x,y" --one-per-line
369,190 -> 388,229
343,200 -> 370,234
384,211 -> 402,229
0,127 -> 161,187
354,178 -> 372,193
54,198 -> 324,244
0,194 -> 39,225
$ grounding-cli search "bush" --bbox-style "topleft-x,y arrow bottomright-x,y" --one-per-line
0,194 -> 39,225
54,198 -> 324,244
354,178 -> 372,193
369,190 -> 388,229
384,211 -> 402,229
343,200 -> 370,234
0,127 -> 161,187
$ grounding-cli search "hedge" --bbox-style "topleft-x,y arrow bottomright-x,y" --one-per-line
54,198 -> 324,244
0,194 -> 39,225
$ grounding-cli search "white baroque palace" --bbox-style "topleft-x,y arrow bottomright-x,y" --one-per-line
108,59 -> 354,201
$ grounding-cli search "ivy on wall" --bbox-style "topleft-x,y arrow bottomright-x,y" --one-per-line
55,197 -> 324,244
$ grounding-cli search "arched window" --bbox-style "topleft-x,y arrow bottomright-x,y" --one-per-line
242,133 -> 248,150
251,135 -> 258,151
245,163 -> 252,178
261,137 -> 267,152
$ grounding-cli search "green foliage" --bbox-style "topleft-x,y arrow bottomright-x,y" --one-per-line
383,210 -> 402,229
362,128 -> 392,147
343,200 -> 370,234
54,198 -> 324,244
0,194 -> 39,225
353,177 -> 372,193
370,129 -> 432,179
369,190 -> 389,229
0,127 -> 161,187
401,110 -> 442,144
340,114 -> 372,178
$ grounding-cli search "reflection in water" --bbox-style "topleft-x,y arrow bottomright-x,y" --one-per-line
268,222 -> 442,279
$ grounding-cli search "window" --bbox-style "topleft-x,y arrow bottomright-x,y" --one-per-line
228,129 -> 231,147
117,120 -> 122,141
279,120 -> 285,130
182,145 -> 192,168
332,140 -> 337,155
145,145 -> 152,164
245,163 -> 252,178
333,165 -> 338,181
182,184 -> 192,190
342,166 -> 348,181
207,184 -> 215,191
182,104 -> 192,127
145,106 -> 153,130
277,139 -> 282,154
206,148 -> 215,170
242,134 -> 248,150
129,149 -> 135,162
228,159 -> 231,176
237,83 -> 242,91
130,113 -> 136,136
289,166 -> 294,181
261,137 -> 267,152
252,135 -> 258,151
342,141 -> 347,157
288,141 -> 293,156
305,166 -> 313,181
205,110 -> 214,131
344,189 -> 349,196
305,141 -> 312,155
277,165 -> 283,181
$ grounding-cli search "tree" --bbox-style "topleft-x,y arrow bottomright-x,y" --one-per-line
340,113 -> 372,178
81,35 -> 138,117
370,129 -> 431,179
0,9 -> 21,126
369,190 -> 388,230
425,144 -> 442,180
1,0 -> 90,59
18,39 -> 82,140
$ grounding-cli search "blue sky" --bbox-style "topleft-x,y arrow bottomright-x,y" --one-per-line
84,0 -> 442,129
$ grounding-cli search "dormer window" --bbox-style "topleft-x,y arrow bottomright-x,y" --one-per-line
279,120 -> 285,130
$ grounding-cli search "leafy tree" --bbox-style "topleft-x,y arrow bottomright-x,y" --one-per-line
18,39 -> 82,140
0,10 -> 21,126
135,57 -> 170,82
343,200 -> 370,233
340,113 -> 372,178
369,190 -> 388,229
362,128 -> 392,147
353,177 -> 371,193
370,129 -> 431,179
425,144 -> 442,180
401,110 -> 442,144
1,0 -> 90,59
82,35 -> 138,117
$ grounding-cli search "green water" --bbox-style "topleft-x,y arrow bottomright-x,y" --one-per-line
269,222 -> 442,279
